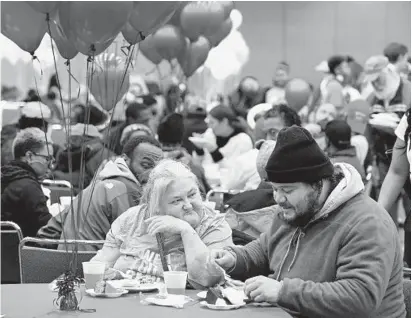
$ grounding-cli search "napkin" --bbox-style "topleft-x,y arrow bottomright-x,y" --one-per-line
142,294 -> 193,309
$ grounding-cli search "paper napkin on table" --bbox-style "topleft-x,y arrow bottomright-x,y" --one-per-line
142,294 -> 193,309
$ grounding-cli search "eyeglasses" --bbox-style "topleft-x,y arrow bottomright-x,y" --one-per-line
32,152 -> 55,163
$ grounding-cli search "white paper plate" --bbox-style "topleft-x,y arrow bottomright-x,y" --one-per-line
197,291 -> 207,299
188,137 -> 207,144
85,289 -> 128,298
108,280 -> 159,292
200,301 -> 245,310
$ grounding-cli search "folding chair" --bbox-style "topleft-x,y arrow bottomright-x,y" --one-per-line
42,179 -> 73,204
19,237 -> 104,283
1,221 -> 23,284
206,189 -> 244,213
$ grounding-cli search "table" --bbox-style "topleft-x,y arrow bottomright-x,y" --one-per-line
1,284 -> 292,318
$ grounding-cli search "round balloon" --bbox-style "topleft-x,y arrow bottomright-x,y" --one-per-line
230,9 -> 243,30
139,35 -> 163,65
167,2 -> 188,27
178,36 -> 211,77
129,1 -> 180,37
48,9 -> 78,60
27,1 -> 60,14
61,2 -> 132,56
1,1 -> 47,54
122,22 -> 144,45
89,53 -> 130,111
153,25 -> 186,61
285,78 -> 312,112
205,18 -> 232,47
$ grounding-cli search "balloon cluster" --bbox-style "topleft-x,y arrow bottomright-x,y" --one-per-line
140,1 -> 235,77
1,1 -> 182,59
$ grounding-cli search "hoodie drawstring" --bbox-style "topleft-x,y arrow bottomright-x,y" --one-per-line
288,230 -> 303,272
276,228 -> 299,281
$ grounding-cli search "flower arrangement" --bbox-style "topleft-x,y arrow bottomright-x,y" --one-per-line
54,270 -> 83,311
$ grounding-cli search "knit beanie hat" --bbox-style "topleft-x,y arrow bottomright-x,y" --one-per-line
265,125 -> 334,183
157,113 -> 184,146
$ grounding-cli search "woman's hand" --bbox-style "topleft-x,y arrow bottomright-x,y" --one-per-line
145,215 -> 191,236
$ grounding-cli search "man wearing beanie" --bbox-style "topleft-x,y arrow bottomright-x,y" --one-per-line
211,125 -> 405,317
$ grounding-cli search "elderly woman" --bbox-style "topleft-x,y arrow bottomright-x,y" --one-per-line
91,159 -> 233,287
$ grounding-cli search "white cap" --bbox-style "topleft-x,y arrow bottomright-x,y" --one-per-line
70,123 -> 102,139
315,60 -> 329,73
21,102 -> 51,119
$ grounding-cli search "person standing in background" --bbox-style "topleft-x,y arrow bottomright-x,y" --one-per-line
265,61 -> 290,105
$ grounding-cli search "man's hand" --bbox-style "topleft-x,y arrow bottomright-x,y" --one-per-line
244,276 -> 283,304
210,249 -> 236,271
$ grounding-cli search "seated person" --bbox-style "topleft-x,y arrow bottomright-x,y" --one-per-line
324,120 -> 366,180
119,123 -> 153,150
212,126 -> 405,317
91,159 -> 233,288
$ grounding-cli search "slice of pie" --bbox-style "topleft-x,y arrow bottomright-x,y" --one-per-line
206,286 -> 246,306
94,280 -> 122,294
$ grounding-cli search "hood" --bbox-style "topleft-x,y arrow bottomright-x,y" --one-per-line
274,162 -> 364,280
97,157 -> 139,185
327,146 -> 357,158
1,160 -> 38,193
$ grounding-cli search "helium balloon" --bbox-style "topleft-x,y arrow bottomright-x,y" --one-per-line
129,1 -> 180,37
285,78 -> 312,112
122,22 -> 144,45
27,1 -> 60,14
230,9 -> 243,30
89,53 -> 130,111
180,2 -> 226,41
178,36 -> 211,77
60,2 -> 132,56
1,1 -> 47,54
220,1 -> 234,19
168,2 -> 188,27
48,9 -> 78,60
139,35 -> 163,65
205,18 -> 232,47
153,25 -> 186,61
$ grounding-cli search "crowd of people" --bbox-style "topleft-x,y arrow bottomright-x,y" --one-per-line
1,41 -> 411,317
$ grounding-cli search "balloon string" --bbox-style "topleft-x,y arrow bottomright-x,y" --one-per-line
31,53 -> 43,77
65,60 -> 82,99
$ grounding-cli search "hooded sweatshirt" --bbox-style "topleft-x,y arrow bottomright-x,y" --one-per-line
327,146 -> 366,180
37,158 -> 142,251
227,163 -> 405,318
1,160 -> 51,237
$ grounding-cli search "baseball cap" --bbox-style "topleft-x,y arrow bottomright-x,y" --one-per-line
346,100 -> 370,135
324,120 -> 352,149
363,55 -> 389,82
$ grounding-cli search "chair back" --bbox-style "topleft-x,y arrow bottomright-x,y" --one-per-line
19,237 -> 104,283
42,179 -> 73,204
1,222 -> 23,284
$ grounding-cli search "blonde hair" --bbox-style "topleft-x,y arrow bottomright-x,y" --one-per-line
141,159 -> 199,218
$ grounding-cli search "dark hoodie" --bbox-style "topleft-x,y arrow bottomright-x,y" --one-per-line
327,146 -> 365,180
1,160 -> 51,237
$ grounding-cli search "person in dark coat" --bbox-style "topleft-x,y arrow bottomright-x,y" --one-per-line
1,127 -> 53,237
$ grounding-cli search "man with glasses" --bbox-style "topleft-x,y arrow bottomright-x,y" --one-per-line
1,127 -> 53,237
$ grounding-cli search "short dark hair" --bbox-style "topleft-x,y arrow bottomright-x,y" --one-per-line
327,55 -> 346,75
384,43 -> 409,63
125,95 -> 157,120
18,115 -> 48,132
12,127 -> 48,159
74,103 -> 107,126
122,135 -> 161,159
263,104 -> 302,127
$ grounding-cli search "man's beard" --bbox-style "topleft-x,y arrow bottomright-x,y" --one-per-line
277,189 -> 321,228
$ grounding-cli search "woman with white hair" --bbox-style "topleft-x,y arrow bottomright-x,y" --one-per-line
91,159 -> 233,287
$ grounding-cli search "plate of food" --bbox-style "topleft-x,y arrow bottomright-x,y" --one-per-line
109,275 -> 161,292
86,280 -> 128,298
200,286 -> 246,310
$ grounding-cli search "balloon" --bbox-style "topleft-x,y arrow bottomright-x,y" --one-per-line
152,25 -> 186,61
129,1 -> 180,37
205,18 -> 232,47
178,36 -> 211,77
285,78 -> 312,112
47,10 -> 78,60
180,2 -> 226,41
220,1 -> 235,19
139,35 -> 163,65
89,53 -> 130,111
230,9 -> 243,30
27,1 -> 60,14
168,2 -> 188,27
1,2 -> 47,54
122,22 -> 145,45
60,2 -> 132,56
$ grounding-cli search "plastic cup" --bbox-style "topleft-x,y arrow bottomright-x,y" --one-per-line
82,262 -> 105,290
163,271 -> 188,295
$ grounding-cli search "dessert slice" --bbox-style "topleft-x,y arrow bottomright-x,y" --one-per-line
94,280 -> 122,294
206,287 -> 230,306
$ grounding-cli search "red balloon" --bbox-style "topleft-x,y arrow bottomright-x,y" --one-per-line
178,36 -> 211,77
205,18 -> 232,47
1,1 -> 47,54
139,35 -> 163,65
122,22 -> 145,45
180,2 -> 226,41
89,53 -> 130,111
153,25 -> 186,61
60,2 -> 132,56
220,1 -> 235,19
27,1 -> 60,14
285,78 -> 312,112
48,9 -> 78,60
129,1 -> 180,37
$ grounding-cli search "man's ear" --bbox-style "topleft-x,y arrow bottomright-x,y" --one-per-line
25,150 -> 33,161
